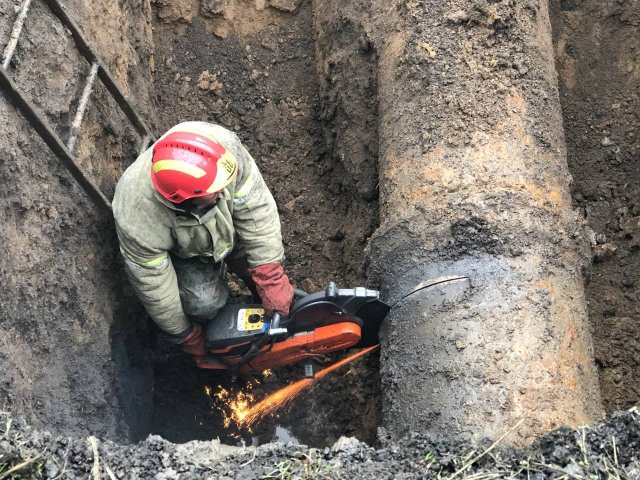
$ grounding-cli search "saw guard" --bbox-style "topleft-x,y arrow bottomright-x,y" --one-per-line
198,322 -> 361,371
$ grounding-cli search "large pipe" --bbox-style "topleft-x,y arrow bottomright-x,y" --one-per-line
315,0 -> 603,443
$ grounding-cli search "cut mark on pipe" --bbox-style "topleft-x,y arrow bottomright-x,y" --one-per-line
392,275 -> 470,308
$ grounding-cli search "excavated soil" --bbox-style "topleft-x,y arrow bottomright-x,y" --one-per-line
0,0 -> 155,440
1,410 -> 640,478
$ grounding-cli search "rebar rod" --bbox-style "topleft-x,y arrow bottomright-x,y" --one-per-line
0,66 -> 112,213
41,0 -> 155,142
67,61 -> 99,153
137,134 -> 151,156
2,0 -> 33,69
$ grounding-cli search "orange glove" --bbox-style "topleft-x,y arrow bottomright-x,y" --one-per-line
176,323 -> 208,361
249,263 -> 294,316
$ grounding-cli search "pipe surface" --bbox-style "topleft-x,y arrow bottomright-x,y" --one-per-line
314,0 -> 604,444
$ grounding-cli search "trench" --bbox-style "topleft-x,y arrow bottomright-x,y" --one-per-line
0,0 -> 639,448
127,0 -> 382,447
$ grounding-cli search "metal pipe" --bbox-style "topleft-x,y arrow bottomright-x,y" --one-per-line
67,61 -> 99,153
2,0 -> 32,69
369,0 -> 604,443
0,66 -> 112,213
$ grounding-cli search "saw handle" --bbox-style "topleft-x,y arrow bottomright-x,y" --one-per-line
294,288 -> 309,298
270,311 -> 282,329
267,311 -> 288,337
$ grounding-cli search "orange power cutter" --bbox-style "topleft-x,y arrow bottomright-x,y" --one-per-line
198,282 -> 390,377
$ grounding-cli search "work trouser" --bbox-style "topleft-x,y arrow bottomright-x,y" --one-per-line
172,248 -> 259,323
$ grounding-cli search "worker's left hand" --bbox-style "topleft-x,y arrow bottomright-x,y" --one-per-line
176,323 -> 208,361
250,263 -> 294,316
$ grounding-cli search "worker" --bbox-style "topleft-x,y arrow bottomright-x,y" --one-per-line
112,121 -> 294,362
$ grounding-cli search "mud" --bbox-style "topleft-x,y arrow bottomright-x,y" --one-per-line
1,409 -> 640,478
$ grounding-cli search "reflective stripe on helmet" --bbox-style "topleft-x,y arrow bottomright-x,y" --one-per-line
152,131 -> 229,203
153,160 -> 207,179
164,122 -> 220,145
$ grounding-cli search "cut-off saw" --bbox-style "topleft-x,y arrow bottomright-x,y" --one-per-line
197,282 -> 390,377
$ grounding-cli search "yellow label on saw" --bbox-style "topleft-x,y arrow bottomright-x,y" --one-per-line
237,308 -> 266,332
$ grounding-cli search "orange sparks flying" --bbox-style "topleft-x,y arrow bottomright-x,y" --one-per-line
207,345 -> 380,431
207,382 -> 258,429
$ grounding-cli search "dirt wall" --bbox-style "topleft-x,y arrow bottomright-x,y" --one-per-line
552,0 -> 640,415
0,0 -> 155,439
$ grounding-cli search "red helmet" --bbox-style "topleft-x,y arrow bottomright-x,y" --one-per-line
150,131 -> 238,203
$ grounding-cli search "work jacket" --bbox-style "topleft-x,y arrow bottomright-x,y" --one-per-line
112,122 -> 284,335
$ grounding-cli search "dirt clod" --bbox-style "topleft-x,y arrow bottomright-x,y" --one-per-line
268,0 -> 302,13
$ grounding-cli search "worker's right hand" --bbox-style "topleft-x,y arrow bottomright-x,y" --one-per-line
249,263 -> 294,316
175,323 -> 208,361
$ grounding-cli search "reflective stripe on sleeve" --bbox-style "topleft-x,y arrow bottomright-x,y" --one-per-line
120,246 -> 169,270
233,167 -> 257,205
214,243 -> 233,262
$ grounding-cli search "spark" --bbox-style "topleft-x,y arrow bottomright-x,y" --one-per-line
238,345 -> 379,430
206,382 -> 259,430
205,345 -> 379,433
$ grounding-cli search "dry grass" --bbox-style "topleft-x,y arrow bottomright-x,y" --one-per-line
258,408 -> 640,479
